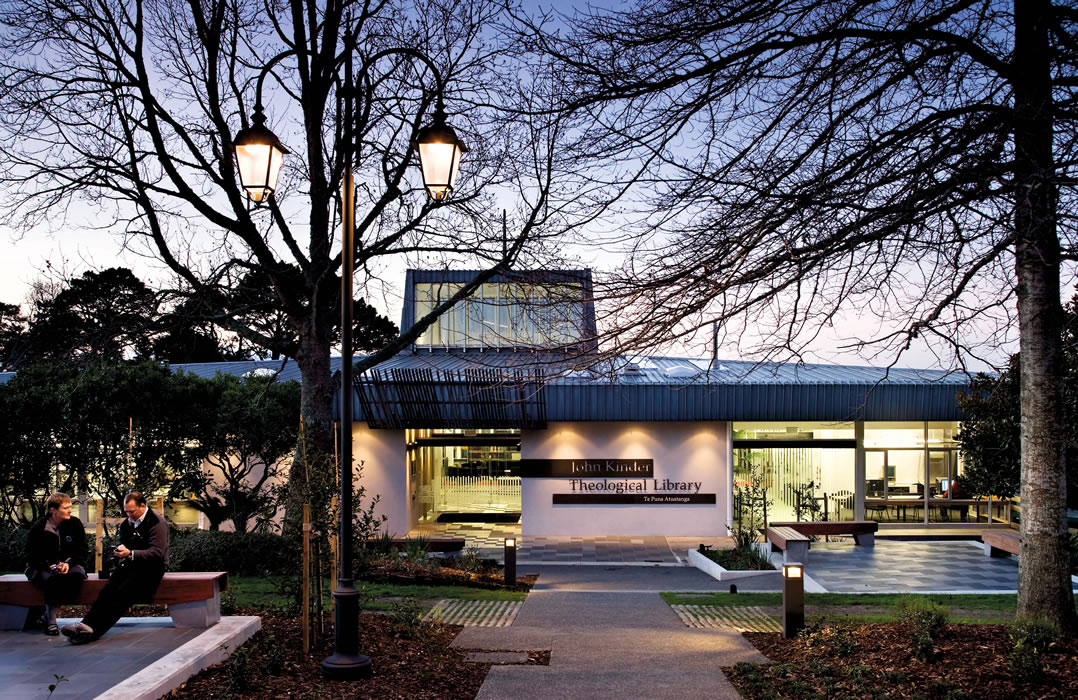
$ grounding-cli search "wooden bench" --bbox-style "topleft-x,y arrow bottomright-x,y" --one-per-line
769,521 -> 878,546
763,526 -> 810,563
982,529 -> 1020,558
362,538 -> 466,553
0,571 -> 228,631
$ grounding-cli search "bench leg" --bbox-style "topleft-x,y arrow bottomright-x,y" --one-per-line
0,604 -> 30,631
784,542 -> 809,563
169,598 -> 221,628
853,532 -> 875,546
168,580 -> 221,628
984,542 -> 1011,558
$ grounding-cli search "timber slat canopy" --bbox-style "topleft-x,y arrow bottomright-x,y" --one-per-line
354,367 -> 547,429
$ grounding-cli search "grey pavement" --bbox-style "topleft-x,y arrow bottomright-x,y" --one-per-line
0,616 -> 259,700
522,563 -> 782,592
454,565 -> 765,699
788,540 -> 1078,593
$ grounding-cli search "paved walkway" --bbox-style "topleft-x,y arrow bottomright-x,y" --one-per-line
0,616 -> 259,700
452,565 -> 764,699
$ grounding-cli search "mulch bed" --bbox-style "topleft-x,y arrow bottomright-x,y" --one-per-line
169,609 -> 503,699
725,621 -> 1078,699
360,559 -> 536,591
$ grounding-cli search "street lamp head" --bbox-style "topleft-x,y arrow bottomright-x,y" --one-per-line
413,108 -> 468,201
233,109 -> 288,204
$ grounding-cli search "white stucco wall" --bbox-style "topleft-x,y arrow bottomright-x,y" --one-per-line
352,424 -> 408,536
521,421 -> 729,536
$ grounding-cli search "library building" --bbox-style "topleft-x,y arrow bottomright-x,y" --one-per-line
319,269 -> 994,539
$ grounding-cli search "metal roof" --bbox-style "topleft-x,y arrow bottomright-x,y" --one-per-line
349,350 -> 968,423
5,352 -> 969,423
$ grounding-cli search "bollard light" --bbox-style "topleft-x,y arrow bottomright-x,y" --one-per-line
504,537 -> 517,586
782,562 -> 805,638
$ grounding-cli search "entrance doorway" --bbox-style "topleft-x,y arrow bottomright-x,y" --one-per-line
409,429 -> 522,522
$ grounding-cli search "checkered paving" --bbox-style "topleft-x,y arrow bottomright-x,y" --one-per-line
425,599 -> 524,627
520,536 -> 678,564
670,605 -> 781,632
800,540 -> 1078,593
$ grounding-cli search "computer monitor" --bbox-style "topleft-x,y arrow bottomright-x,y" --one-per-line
939,478 -> 950,493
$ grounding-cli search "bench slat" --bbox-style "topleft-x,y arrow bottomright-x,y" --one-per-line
769,521 -> 878,537
764,526 -> 809,548
0,572 -> 227,607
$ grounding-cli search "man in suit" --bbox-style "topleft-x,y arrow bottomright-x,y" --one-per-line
61,491 -> 169,644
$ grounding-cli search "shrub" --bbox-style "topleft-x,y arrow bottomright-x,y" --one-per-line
796,620 -> 858,658
404,536 -> 429,561
390,598 -> 428,639
0,525 -> 29,573
1008,618 -> 1058,683
225,644 -> 249,694
168,528 -> 292,576
896,595 -> 949,662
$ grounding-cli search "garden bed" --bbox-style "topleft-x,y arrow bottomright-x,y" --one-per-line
724,621 -> 1078,699
167,608 -> 547,699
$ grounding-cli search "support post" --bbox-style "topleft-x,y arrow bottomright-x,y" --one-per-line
95,499 -> 104,577
303,503 -> 311,655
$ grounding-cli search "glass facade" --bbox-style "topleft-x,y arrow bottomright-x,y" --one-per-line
414,282 -> 585,348
733,422 -> 856,528
408,428 -> 521,519
732,420 -> 994,528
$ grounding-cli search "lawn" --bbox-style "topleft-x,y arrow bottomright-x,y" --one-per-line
230,575 -> 527,612
661,592 -> 1078,624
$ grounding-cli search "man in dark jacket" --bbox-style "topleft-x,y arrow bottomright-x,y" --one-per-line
61,491 -> 169,644
25,492 -> 88,635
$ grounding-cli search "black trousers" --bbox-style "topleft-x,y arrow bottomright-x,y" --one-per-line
82,563 -> 164,638
27,565 -> 87,606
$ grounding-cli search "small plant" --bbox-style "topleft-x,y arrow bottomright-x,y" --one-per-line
897,595 -> 949,662
732,463 -> 772,550
455,546 -> 485,573
404,536 -> 430,561
219,588 -> 239,615
796,620 -> 857,657
1008,618 -> 1058,683
845,664 -> 872,683
46,674 -> 68,699
259,631 -> 289,675
225,644 -> 249,694
766,662 -> 792,678
882,669 -> 907,684
372,531 -> 399,558
390,598 -> 427,639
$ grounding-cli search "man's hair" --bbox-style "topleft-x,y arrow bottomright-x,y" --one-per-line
46,492 -> 71,512
124,491 -> 147,507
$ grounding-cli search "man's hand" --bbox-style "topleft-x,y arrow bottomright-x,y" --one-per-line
114,544 -> 131,559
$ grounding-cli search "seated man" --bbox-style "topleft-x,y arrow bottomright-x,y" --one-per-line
62,491 -> 168,644
25,492 -> 88,635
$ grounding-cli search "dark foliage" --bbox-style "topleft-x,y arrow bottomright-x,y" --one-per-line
168,528 -> 293,577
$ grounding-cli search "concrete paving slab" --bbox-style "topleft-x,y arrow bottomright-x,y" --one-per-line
0,615 -> 259,700
478,663 -> 745,700
469,567 -> 767,700
451,627 -> 558,650
522,564 -> 731,592
96,615 -> 260,700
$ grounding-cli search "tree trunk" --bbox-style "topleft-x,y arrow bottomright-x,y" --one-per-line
285,328 -> 337,528
1013,0 -> 1076,633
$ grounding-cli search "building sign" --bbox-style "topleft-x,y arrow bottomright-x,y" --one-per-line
549,477 -> 715,505
520,458 -> 653,478
553,493 -> 716,505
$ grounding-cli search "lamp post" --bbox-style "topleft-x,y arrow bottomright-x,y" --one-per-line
232,43 -> 467,681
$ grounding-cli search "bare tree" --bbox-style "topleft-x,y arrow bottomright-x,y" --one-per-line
519,0 -> 1077,629
0,0 -> 585,509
